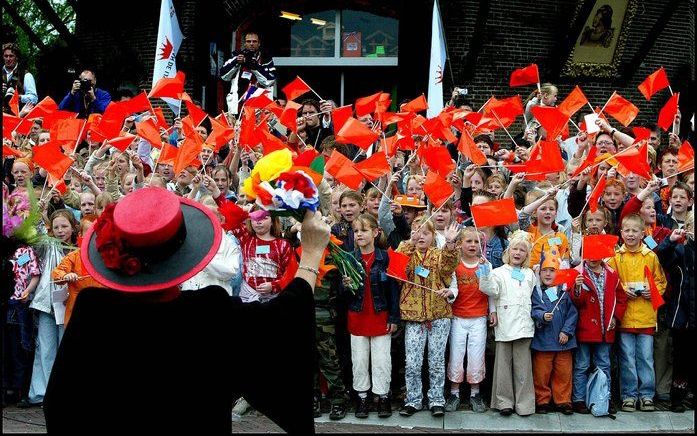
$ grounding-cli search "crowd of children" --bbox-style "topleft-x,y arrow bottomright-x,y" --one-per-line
3,75 -> 695,423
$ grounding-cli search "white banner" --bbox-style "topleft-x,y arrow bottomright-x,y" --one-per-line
153,0 -> 184,113
427,0 -> 447,118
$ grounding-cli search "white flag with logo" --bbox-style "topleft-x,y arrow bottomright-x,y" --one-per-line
427,0 -> 446,118
153,0 -> 184,113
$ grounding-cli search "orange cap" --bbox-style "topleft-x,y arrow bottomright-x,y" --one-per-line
394,194 -> 426,209
541,247 -> 561,270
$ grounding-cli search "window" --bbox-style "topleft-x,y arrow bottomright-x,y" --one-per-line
341,10 -> 398,58
289,10 -> 336,57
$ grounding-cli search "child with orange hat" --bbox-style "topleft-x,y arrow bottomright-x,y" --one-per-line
530,248 -> 579,415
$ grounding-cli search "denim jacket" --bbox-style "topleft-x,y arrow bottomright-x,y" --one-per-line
341,248 -> 400,324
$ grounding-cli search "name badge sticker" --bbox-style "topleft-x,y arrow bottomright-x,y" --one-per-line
476,263 -> 490,278
241,71 -> 253,80
545,289 -> 559,302
16,253 -> 30,267
643,235 -> 658,250
256,245 -> 271,255
415,266 -> 430,278
511,268 -> 524,281
548,237 -> 562,246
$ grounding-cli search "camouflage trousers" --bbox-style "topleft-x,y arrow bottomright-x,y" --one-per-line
314,308 -> 349,405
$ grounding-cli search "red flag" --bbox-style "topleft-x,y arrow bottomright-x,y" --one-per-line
178,91 -> 193,102
644,265 -> 664,311
8,90 -> 19,116
332,105 -> 353,135
419,143 -> 455,176
41,110 -> 79,130
324,150 -> 363,190
24,96 -> 59,119
279,100 -> 302,133
107,134 -> 138,152
3,113 -> 21,140
93,103 -> 127,140
587,175 -> 607,213
244,91 -> 274,109
355,92 -> 382,117
158,144 -> 179,165
32,141 -> 75,180
238,108 -> 258,149
614,142 -> 652,180
657,93 -> 679,132
135,119 -> 164,149
638,67 -> 670,101
174,126 -> 203,176
387,248 -> 410,281
552,268 -> 580,289
471,198 -> 518,227
184,100 -> 208,127
582,234 -> 619,260
677,140 -> 694,172
509,64 -> 539,87
148,71 -> 185,99
632,126 -> 652,144
152,107 -> 169,130
3,144 -> 23,158
375,93 -> 392,114
256,121 -> 289,155
525,140 -> 566,175
117,92 -> 152,115
558,86 -> 589,117
484,96 -> 524,128
47,173 -> 67,196
207,117 -> 235,150
263,101 -> 284,119
423,170 -> 454,208
355,152 -> 391,182
214,111 -> 231,128
282,76 -> 313,101
400,94 -> 428,113
603,92 -> 639,127
51,118 -> 86,144
335,117 -> 380,150
531,106 -> 569,141
294,149 -> 320,167
219,200 -> 249,233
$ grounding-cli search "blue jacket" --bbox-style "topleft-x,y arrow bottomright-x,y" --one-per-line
340,248 -> 400,325
59,88 -> 111,117
531,284 -> 578,351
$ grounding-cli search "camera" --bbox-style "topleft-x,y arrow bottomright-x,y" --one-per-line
659,177 -> 669,188
241,48 -> 256,66
79,78 -> 93,92
633,283 -> 645,296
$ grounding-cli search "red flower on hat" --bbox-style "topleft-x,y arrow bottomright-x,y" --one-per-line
93,203 -> 144,275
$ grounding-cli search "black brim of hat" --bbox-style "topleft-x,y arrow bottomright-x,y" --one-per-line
82,199 -> 222,292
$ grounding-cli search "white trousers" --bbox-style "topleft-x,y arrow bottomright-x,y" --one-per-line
447,316 -> 488,384
350,333 -> 392,396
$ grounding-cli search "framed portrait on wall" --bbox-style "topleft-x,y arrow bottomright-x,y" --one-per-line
562,0 -> 637,78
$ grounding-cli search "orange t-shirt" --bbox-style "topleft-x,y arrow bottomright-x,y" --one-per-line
527,225 -> 570,266
452,262 -> 489,318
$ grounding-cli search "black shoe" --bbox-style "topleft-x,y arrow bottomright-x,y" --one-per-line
557,403 -> 574,415
399,405 -> 418,416
500,408 -> 514,416
313,395 -> 321,418
572,401 -> 590,414
608,402 -> 617,414
536,403 -> 550,414
378,397 -> 392,418
671,401 -> 686,413
355,397 -> 370,418
16,398 -> 35,409
329,403 -> 346,420
431,405 -> 445,417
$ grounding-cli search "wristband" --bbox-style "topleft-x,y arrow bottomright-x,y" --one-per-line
610,129 -> 617,137
298,265 -> 319,275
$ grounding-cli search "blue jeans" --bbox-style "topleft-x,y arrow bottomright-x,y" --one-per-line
618,333 -> 655,401
28,311 -> 64,404
572,342 -> 611,403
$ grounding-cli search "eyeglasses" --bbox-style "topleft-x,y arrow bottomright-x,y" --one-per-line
596,140 -> 614,146
301,111 -> 318,116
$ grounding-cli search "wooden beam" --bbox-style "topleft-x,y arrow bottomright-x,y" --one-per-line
1,0 -> 47,51
31,0 -> 77,46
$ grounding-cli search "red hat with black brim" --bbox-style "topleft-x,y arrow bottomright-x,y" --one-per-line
81,187 -> 222,292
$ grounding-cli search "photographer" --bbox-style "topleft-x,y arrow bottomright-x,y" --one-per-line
58,69 -> 111,118
2,43 -> 38,114
220,32 -> 276,114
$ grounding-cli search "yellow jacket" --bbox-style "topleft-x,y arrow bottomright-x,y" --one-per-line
607,244 -> 667,329
396,242 -> 459,322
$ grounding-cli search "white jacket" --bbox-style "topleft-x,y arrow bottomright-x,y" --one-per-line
479,264 -> 536,342
180,233 -> 241,295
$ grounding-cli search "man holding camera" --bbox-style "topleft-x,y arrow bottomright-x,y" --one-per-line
220,32 -> 276,114
2,43 -> 38,114
59,70 -> 111,118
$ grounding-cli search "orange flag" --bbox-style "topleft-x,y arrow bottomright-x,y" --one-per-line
582,234 -> 619,260
615,142 -> 652,180
571,145 -> 598,178
587,175 -> 607,213
471,197 -> 518,227
107,134 -> 138,152
677,140 -> 694,172
244,91 -> 274,109
419,143 -> 455,177
93,103 -> 128,141
603,92 -> 639,127
3,113 -> 22,139
47,173 -> 67,195
558,86 -> 588,117
282,76 -> 313,101
335,117 -> 380,150
42,110 -> 79,130
509,64 -> 539,87
375,92 -> 392,114
531,106 -> 569,141
644,265 -> 664,311
8,90 -> 19,116
3,144 -> 23,158
355,152 -> 391,182
135,119 -> 164,149
117,92 -> 152,115
331,105 -> 353,135
184,100 -> 208,127
153,107 -> 169,130
149,71 -> 186,99
279,100 -> 302,133
325,150 -> 363,190
158,144 -> 179,165
525,140 -> 565,175
207,117 -> 235,150
354,92 -> 382,117
32,141 -> 75,180
25,96 -> 59,119
387,248 -> 410,281
51,118 -> 86,144
174,126 -> 203,176
657,93 -> 679,132
423,170 -> 454,208
638,67 -> 670,101
552,268 -> 580,289
400,94 -> 428,113
484,96 -> 524,129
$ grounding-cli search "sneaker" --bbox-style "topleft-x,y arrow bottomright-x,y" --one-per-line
470,394 -> 487,413
444,394 -> 460,412
573,401 -> 590,414
399,405 -> 419,416
499,407 -> 514,416
377,397 -> 392,418
430,405 -> 445,417
621,399 -> 636,412
557,403 -> 573,415
639,398 -> 655,412
232,397 -> 250,416
536,403 -> 551,414
313,395 -> 322,418
355,397 -> 370,418
329,403 -> 347,420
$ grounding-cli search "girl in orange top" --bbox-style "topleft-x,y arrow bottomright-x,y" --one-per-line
519,187 -> 570,268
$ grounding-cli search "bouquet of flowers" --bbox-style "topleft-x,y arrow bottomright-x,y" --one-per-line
243,149 -> 364,291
